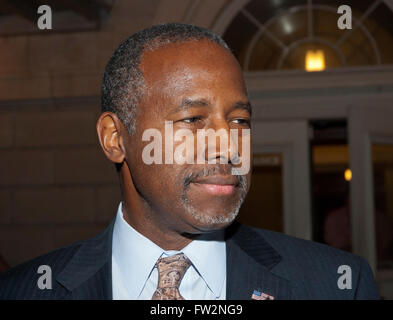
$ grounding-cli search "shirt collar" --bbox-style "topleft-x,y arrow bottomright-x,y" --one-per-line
182,229 -> 226,297
112,202 -> 226,298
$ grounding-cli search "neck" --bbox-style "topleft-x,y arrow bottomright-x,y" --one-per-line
119,165 -> 196,251
122,199 -> 196,251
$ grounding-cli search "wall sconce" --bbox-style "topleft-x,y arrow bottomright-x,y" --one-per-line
305,49 -> 326,72
344,169 -> 352,181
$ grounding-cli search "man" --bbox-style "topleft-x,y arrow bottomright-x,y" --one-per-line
0,23 -> 379,300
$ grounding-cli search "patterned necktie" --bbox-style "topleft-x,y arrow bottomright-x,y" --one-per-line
151,253 -> 191,300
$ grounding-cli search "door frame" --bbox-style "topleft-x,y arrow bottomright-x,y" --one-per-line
246,67 -> 393,264
349,104 -> 393,272
252,120 -> 311,240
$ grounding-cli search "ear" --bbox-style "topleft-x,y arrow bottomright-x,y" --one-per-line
96,112 -> 126,164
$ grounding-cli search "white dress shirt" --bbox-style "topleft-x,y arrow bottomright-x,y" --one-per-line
112,202 -> 227,300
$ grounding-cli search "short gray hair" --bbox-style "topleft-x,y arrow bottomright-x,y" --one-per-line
101,23 -> 231,134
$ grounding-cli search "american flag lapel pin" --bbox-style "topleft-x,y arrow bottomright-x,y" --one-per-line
251,290 -> 275,300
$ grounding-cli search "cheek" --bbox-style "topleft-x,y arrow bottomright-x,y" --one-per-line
129,146 -> 186,205
246,173 -> 252,191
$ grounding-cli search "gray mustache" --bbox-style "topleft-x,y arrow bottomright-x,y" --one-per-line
183,166 -> 247,191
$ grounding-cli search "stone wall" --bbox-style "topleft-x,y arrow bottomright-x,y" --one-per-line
0,0 -> 167,267
0,97 -> 123,267
0,0 -> 162,101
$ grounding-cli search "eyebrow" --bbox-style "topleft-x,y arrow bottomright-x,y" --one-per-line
169,98 -> 211,115
232,101 -> 252,116
168,98 -> 252,116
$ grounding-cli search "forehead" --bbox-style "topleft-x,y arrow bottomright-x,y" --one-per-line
139,40 -> 247,99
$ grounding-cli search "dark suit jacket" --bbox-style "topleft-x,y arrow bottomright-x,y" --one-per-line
0,220 -> 379,299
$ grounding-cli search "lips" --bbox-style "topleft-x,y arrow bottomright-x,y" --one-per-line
190,175 -> 238,196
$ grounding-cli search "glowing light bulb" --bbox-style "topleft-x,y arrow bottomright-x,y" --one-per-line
305,50 -> 326,72
344,169 -> 352,181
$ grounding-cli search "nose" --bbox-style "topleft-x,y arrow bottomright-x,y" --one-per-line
198,117 -> 240,165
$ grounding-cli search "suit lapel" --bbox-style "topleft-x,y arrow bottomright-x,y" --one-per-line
225,222 -> 292,300
56,218 -> 116,299
54,218 -> 291,300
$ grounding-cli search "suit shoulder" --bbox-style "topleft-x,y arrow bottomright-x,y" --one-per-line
0,241 -> 81,299
240,224 -> 379,299
246,225 -> 365,265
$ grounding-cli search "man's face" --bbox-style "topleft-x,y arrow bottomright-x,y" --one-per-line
123,40 -> 252,234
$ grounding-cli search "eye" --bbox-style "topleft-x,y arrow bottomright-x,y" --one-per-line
232,118 -> 251,126
183,116 -> 202,124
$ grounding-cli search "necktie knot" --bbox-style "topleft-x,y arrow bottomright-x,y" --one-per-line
152,253 -> 191,300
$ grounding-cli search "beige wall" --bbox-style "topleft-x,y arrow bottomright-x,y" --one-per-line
0,97 -> 122,267
0,0 -> 164,267
0,0 -> 161,101
0,0 -> 229,102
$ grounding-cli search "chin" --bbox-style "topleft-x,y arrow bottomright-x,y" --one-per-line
180,187 -> 244,233
185,207 -> 239,232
